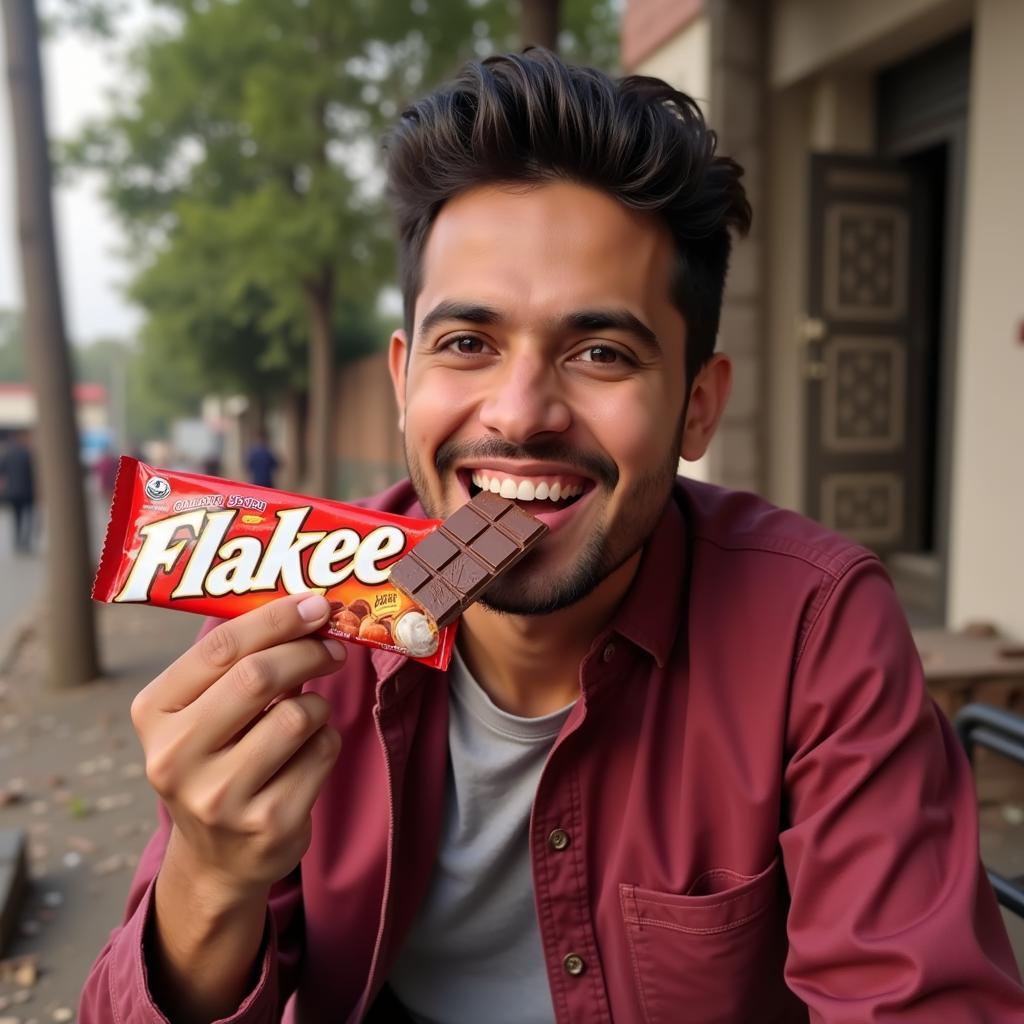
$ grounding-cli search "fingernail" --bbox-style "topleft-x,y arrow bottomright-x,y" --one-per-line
323,639 -> 346,661
297,594 -> 329,622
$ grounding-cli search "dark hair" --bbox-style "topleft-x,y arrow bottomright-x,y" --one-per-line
383,47 -> 751,385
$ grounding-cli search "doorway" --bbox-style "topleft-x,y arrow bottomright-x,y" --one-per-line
877,32 -> 969,625
801,34 -> 968,627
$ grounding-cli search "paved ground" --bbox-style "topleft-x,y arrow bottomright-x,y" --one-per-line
0,483 -> 109,639
0,582 -> 1021,1020
0,518 -> 43,639
0,601 -> 200,1023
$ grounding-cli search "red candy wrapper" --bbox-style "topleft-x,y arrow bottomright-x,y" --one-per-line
92,457 -> 457,669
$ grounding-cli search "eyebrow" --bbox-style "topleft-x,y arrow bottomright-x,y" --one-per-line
416,300 -> 661,353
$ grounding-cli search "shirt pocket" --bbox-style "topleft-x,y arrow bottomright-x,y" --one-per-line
619,856 -> 789,1024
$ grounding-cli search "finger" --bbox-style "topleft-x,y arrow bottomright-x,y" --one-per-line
244,722 -> 341,831
216,692 -> 333,797
142,593 -> 333,714
181,637 -> 344,753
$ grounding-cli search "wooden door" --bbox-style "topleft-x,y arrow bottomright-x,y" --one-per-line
803,154 -> 927,554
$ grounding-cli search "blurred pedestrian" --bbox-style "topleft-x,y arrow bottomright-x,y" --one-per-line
246,432 -> 278,488
201,450 -> 223,478
95,446 -> 119,502
0,431 -> 36,553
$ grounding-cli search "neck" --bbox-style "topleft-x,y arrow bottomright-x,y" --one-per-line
456,551 -> 641,718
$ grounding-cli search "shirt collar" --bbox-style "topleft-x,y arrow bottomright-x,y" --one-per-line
608,486 -> 689,669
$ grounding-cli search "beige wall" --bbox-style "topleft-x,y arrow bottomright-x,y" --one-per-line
948,0 -> 1024,639
634,13 -> 710,110
764,84 -> 810,511
771,0 -> 971,87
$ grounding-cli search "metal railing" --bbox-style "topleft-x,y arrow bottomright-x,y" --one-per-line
955,703 -> 1024,918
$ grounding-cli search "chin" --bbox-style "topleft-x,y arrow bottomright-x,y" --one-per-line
477,538 -> 611,616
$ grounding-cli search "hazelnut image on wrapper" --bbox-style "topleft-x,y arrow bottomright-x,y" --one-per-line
393,609 -> 439,658
359,616 -> 392,645
332,608 -> 362,635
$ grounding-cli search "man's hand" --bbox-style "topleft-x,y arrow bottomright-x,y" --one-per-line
130,593 -> 344,1021
132,592 -> 344,898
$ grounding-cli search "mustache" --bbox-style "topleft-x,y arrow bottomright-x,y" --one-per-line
435,438 -> 618,490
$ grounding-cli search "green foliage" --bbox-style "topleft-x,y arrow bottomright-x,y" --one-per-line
42,0 -> 130,39
63,0 -> 621,414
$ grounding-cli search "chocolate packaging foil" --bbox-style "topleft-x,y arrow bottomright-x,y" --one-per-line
92,457 -> 457,669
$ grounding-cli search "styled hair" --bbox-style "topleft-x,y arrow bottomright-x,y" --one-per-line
383,47 -> 751,384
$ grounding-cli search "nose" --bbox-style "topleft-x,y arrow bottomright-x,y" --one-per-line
477,350 -> 571,444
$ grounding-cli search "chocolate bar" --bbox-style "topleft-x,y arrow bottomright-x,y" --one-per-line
388,490 -> 548,627
92,457 -> 458,668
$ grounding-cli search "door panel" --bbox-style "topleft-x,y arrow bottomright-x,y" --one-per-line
804,155 -> 923,554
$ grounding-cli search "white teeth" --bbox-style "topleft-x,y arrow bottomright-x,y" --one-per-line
467,472 -> 585,502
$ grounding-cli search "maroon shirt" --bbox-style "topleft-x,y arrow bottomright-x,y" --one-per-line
80,478 -> 1023,1022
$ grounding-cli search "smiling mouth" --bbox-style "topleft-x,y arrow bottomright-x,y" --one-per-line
461,470 -> 590,510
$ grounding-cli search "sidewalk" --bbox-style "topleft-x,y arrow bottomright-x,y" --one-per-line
0,600 -> 200,1022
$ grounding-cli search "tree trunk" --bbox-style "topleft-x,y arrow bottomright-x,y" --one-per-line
303,274 -> 334,498
3,0 -> 99,686
520,0 -> 562,50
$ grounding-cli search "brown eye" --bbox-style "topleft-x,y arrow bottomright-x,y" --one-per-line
448,335 -> 485,355
579,346 -> 618,364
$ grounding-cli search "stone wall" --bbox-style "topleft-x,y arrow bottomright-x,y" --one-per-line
705,0 -> 768,494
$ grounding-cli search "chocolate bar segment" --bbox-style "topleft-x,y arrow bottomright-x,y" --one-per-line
388,492 -> 548,627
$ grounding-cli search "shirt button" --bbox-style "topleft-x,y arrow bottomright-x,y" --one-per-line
563,953 -> 586,977
602,642 -> 616,663
548,827 -> 571,851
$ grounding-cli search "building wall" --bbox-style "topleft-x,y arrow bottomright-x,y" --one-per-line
622,0 -> 704,71
629,13 -> 710,108
948,0 -> 1024,638
764,83 -> 811,511
771,0 -> 971,88
704,0 -> 768,495
333,351 -> 406,499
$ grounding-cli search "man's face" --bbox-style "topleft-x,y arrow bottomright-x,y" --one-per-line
391,181 -> 691,615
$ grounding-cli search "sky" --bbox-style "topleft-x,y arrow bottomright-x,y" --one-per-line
0,8 -> 144,343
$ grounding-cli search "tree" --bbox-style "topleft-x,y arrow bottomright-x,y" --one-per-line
3,0 -> 100,687
67,0 -> 621,495
521,0 -> 562,50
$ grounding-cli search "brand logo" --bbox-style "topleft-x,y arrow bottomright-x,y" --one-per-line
144,476 -> 171,502
113,506 -> 407,602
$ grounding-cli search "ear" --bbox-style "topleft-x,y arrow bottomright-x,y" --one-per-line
680,354 -> 732,462
388,330 -> 408,434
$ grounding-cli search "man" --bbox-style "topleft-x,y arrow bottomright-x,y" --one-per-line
80,50 -> 1023,1022
1,431 -> 35,553
247,432 -> 280,489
